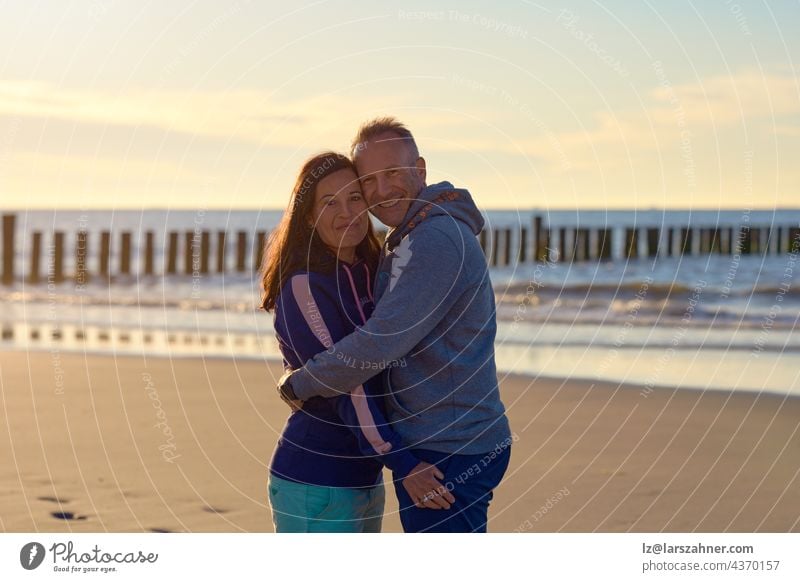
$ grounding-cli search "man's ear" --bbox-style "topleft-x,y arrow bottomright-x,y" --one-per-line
415,157 -> 427,184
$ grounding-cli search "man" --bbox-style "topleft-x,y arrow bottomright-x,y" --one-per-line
278,117 -> 511,532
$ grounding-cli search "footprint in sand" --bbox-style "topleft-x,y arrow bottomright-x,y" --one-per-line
51,511 -> 88,521
37,496 -> 70,504
202,506 -> 228,515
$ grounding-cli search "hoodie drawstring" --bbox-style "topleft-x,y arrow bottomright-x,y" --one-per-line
364,263 -> 374,303
341,263 -> 368,325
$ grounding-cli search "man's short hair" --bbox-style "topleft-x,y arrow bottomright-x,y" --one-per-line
350,116 -> 420,162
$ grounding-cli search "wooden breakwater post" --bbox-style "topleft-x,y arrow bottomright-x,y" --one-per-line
518,227 -> 528,263
254,231 -> 266,272
491,229 -> 501,267
749,227 -> 762,254
758,227 -> 770,254
236,231 -> 247,272
542,227 -> 551,261
494,228 -> 504,267
790,227 -> 800,253
533,216 -> 542,262
761,227 -> 770,254
479,229 -> 489,263
708,228 -> 721,254
768,227 -> 779,254
679,228 -> 692,255
598,228 -> 612,260
166,232 -> 178,275
646,228 -> 660,257
764,227 -> 774,254
574,228 -> 589,261
777,227 -> 787,253
503,228 -> 512,266
556,228 -> 567,262
99,231 -> 111,279
736,226 -> 751,254
533,216 -> 551,262
120,232 -> 132,275
184,231 -> 194,275
700,227 -> 716,255
625,228 -> 639,259
2,214 -> 14,285
665,228 -> 675,256
216,232 -> 226,273
53,231 -> 65,283
76,230 -> 89,285
582,228 -> 590,260
29,231 -> 42,284
144,231 -> 155,276
200,231 -> 210,274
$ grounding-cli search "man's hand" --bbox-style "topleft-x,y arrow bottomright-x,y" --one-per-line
277,370 -> 303,412
402,462 -> 456,510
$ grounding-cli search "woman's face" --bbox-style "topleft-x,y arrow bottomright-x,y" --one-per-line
310,168 -> 369,258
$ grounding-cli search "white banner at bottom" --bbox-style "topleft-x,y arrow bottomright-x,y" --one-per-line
1,533 -> 798,581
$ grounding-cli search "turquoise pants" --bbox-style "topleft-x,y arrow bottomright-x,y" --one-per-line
268,474 -> 385,533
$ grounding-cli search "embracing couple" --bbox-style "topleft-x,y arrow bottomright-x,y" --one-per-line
260,117 -> 511,533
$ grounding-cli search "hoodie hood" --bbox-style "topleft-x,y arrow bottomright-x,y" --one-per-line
385,181 -> 485,251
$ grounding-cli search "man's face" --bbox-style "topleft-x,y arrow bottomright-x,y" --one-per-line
354,132 -> 426,227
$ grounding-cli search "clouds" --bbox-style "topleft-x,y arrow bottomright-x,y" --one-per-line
1,67 -> 797,209
649,70 -> 800,126
413,69 -> 800,208
0,80 -> 352,146
1,1 -> 798,209
0,81 -> 397,207
503,69 -> 800,166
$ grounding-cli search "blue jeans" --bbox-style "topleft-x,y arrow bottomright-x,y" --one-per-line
268,474 -> 385,533
394,446 -> 511,533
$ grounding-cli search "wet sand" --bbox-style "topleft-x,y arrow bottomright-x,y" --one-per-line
1,351 -> 798,532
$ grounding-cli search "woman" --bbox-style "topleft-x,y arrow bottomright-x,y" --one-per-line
260,152 -> 419,532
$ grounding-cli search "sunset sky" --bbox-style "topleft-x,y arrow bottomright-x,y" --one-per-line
1,0 -> 798,210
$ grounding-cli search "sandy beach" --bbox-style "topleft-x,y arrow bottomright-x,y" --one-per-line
1,350 -> 797,533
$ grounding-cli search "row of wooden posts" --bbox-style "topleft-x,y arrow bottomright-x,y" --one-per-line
2,214 -> 800,284
1,214 -> 269,285
482,217 -> 800,267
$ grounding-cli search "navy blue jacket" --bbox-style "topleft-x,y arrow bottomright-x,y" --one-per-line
270,258 -> 419,488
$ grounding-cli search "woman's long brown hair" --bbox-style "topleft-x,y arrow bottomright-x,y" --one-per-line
259,151 -> 381,312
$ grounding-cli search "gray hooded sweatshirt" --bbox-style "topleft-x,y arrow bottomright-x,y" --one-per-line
290,181 -> 511,455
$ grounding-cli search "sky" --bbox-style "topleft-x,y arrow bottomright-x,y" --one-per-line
0,0 -> 798,210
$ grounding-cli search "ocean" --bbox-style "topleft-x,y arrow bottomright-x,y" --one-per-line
1,209 -> 798,397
